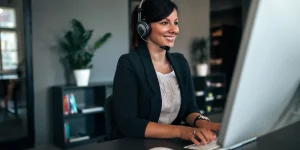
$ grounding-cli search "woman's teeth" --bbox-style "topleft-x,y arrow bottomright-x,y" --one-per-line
164,36 -> 175,41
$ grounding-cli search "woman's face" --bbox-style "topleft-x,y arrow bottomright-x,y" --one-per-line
148,9 -> 179,48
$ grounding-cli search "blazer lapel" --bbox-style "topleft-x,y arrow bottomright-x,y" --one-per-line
166,52 -> 186,102
137,45 -> 162,122
166,52 -> 188,124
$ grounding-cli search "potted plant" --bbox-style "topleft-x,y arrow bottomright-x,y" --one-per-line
59,19 -> 112,86
190,37 -> 209,76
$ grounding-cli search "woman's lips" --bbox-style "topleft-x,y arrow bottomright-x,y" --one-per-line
164,36 -> 176,42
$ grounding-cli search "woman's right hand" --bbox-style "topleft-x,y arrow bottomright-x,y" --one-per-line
178,126 -> 217,145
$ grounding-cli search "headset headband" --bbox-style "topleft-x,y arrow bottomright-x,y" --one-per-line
137,0 -> 144,23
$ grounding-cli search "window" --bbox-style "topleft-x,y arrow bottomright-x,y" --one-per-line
0,7 -> 18,71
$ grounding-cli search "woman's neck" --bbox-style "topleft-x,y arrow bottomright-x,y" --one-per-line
147,43 -> 167,64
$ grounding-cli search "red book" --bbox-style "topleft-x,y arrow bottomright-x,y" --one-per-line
63,95 -> 70,115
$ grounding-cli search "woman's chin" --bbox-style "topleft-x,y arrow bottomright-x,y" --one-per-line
167,44 -> 174,48
162,43 -> 174,48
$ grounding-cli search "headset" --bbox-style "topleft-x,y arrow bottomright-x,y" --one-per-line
136,0 -> 171,51
137,0 -> 151,38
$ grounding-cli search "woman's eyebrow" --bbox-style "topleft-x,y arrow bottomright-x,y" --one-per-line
164,18 -> 179,21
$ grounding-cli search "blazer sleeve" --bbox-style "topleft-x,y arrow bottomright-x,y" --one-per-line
112,54 -> 149,137
181,54 -> 200,121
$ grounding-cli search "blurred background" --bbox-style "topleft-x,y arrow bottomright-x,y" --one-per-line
2,0 -> 298,150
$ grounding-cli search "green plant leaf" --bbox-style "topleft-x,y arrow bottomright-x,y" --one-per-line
85,64 -> 93,69
71,19 -> 85,37
93,33 -> 112,50
59,40 -> 69,52
190,37 -> 209,64
59,19 -> 112,70
64,31 -> 74,47
65,31 -> 82,53
82,30 -> 93,44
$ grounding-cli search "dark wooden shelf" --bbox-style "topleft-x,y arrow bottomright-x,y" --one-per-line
206,86 -> 225,90
65,135 -> 106,148
52,84 -> 108,149
63,110 -> 105,119
53,81 -> 113,90
193,74 -> 227,115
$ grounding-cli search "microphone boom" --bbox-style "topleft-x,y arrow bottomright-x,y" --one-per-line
141,36 -> 170,51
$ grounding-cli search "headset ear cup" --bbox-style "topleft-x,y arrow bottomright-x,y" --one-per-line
137,21 -> 151,38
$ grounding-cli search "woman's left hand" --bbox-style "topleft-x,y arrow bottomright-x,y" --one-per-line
196,120 -> 221,132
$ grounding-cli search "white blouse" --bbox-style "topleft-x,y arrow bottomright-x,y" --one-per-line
156,70 -> 181,124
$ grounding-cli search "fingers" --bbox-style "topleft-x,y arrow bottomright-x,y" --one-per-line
211,132 -> 217,140
181,126 -> 217,146
195,129 -> 208,145
201,129 -> 214,142
190,136 -> 201,146
196,128 -> 217,144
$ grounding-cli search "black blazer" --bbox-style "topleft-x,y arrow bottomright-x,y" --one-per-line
111,43 -> 199,139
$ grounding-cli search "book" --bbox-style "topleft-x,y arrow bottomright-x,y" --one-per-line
69,135 -> 90,143
64,122 -> 70,143
63,95 -> 70,115
78,106 -> 104,114
69,93 -> 78,114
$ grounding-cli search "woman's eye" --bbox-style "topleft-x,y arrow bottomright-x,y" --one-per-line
175,22 -> 179,25
161,22 -> 168,25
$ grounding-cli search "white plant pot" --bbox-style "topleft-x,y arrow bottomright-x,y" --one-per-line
73,69 -> 90,86
196,63 -> 209,76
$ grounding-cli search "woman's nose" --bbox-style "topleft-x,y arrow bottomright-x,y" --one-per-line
169,24 -> 179,34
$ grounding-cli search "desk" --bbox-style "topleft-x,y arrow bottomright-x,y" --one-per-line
36,121 -> 300,150
237,121 -> 300,150
88,121 -> 300,150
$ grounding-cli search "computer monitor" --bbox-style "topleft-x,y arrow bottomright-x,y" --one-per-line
217,0 -> 300,149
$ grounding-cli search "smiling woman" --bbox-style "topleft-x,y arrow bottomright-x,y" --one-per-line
110,0 -> 221,146
147,9 -> 179,49
130,0 -> 179,50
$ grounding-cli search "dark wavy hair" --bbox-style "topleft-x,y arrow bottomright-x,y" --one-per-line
130,0 -> 178,50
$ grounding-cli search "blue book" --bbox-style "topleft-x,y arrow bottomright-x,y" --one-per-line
64,122 -> 70,142
69,93 -> 78,113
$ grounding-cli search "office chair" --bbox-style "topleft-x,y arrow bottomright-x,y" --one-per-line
104,95 -> 114,141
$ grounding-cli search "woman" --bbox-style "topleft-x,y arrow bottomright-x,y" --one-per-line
112,0 -> 220,145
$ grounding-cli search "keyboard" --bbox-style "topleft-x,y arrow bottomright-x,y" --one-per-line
183,139 -> 220,150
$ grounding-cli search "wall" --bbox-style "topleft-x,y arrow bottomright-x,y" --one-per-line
31,0 -> 129,146
173,0 -> 210,75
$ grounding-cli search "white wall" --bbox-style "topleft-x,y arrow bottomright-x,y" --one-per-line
173,0 -> 210,75
31,0 -> 129,145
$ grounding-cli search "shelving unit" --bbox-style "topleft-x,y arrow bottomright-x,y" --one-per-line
52,82 -> 112,149
210,25 -> 242,92
193,74 -> 226,116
